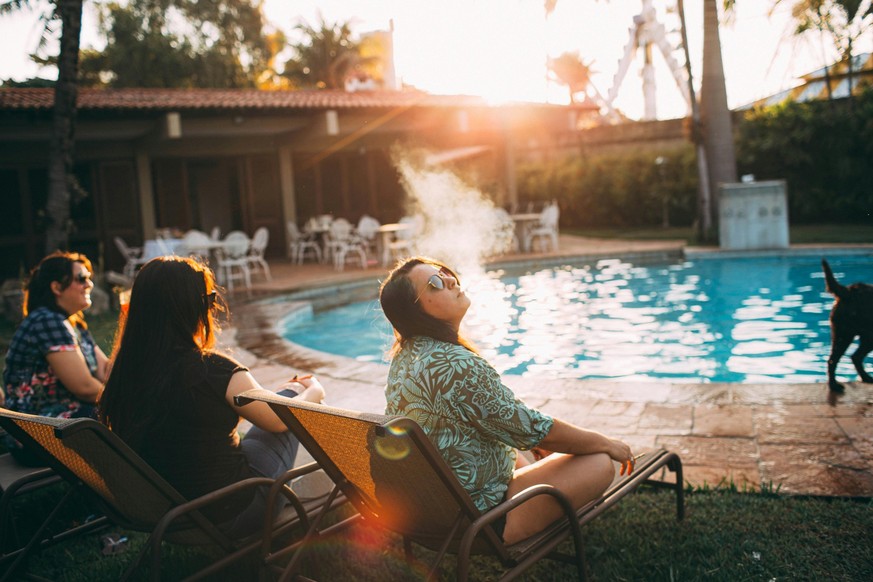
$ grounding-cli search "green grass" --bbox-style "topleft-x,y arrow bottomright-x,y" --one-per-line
565,223 -> 873,245
12,487 -> 873,581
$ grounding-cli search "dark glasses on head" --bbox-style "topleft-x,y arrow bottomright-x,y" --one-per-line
414,268 -> 456,304
203,290 -> 217,309
73,272 -> 91,284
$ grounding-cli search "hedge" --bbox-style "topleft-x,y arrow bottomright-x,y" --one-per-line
516,88 -> 873,228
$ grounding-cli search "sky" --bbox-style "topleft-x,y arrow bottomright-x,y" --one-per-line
1,0 -> 870,120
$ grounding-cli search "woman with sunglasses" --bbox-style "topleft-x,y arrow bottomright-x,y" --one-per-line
380,257 -> 636,544
2,251 -> 109,465
99,256 -> 325,538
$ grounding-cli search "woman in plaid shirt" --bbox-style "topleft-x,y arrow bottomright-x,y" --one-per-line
2,252 -> 108,464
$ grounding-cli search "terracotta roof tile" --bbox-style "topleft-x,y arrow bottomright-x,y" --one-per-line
0,87 -> 592,112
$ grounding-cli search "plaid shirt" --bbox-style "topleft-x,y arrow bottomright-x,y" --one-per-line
2,306 -> 99,417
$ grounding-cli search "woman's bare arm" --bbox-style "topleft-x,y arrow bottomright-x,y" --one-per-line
225,371 -> 327,433
46,350 -> 104,402
538,418 -> 635,474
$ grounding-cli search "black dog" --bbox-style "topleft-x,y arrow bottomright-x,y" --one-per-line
822,259 -> 873,392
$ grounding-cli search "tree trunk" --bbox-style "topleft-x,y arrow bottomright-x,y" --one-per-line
699,0 -> 737,235
677,0 -> 712,241
45,0 -> 83,253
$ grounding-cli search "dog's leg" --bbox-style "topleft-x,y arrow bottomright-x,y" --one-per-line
828,333 -> 855,392
851,334 -> 873,384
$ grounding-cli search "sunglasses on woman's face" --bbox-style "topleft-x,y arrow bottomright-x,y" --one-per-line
414,268 -> 456,304
203,290 -> 217,309
72,271 -> 92,285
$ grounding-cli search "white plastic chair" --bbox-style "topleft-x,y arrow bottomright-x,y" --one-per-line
287,222 -> 323,264
524,203 -> 560,253
114,236 -> 148,278
247,227 -> 272,281
493,208 -> 520,253
215,231 -> 252,292
355,215 -> 381,257
325,218 -> 367,271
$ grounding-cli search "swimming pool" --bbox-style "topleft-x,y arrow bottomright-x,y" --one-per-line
281,254 -> 871,383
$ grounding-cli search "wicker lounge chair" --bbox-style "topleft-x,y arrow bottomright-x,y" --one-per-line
0,408 -> 349,581
235,388 -> 685,582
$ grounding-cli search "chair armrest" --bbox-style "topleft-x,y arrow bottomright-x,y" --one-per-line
458,483 -> 581,561
149,463 -> 322,548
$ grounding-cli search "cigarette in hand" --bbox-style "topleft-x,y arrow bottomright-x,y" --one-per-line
289,374 -> 313,382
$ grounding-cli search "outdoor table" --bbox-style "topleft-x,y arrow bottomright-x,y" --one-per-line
509,213 -> 541,252
377,223 -> 413,266
303,225 -> 331,262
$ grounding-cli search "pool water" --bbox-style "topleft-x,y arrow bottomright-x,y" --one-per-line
281,255 -> 871,383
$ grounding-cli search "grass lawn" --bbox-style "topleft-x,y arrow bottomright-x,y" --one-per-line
11,486 -> 873,581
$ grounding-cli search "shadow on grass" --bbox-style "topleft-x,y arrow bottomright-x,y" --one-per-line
18,488 -> 873,581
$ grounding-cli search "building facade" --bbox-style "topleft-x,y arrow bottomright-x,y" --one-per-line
0,88 -> 592,277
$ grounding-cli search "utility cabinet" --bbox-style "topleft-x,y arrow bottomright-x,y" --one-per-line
718,180 -> 789,250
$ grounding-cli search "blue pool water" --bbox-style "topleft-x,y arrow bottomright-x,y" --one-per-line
281,254 -> 871,383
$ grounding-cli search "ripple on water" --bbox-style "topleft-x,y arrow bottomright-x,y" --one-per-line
281,254 -> 871,383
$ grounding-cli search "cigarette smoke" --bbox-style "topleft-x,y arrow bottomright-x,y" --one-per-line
391,146 -> 515,278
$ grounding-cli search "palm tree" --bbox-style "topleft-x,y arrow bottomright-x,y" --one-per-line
2,0 -> 83,253
281,14 -> 366,90
699,0 -> 737,238
773,0 -> 873,106
548,52 -> 596,104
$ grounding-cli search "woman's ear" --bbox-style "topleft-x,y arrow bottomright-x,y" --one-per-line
50,280 -> 63,297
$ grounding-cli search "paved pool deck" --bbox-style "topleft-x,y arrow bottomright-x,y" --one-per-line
221,236 -> 873,497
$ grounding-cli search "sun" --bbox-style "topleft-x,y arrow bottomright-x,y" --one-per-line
390,0 -> 553,104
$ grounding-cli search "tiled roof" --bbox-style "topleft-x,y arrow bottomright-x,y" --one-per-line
0,87 -> 591,112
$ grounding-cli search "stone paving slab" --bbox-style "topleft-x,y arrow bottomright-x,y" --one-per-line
223,238 -> 873,497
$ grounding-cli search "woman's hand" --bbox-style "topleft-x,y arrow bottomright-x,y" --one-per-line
286,374 -> 326,404
605,438 -> 635,475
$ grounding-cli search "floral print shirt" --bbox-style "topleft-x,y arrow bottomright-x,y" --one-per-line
2,306 -> 99,418
386,336 -> 553,512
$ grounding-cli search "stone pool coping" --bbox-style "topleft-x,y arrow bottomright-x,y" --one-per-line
225,242 -> 873,497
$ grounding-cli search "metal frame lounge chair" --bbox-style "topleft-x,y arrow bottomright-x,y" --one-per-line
0,444 -> 108,576
0,408 -> 349,581
235,388 -> 685,582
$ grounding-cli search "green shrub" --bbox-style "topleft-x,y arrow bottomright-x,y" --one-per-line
516,88 -> 873,228
517,146 -> 697,229
737,89 -> 873,223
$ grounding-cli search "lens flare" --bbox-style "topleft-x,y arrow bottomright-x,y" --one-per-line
375,426 -> 411,460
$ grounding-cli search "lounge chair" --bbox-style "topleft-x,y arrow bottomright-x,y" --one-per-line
0,445 -> 108,577
235,388 -> 685,581
0,408 -> 349,581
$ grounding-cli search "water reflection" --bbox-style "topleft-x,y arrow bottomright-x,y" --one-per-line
283,255 -> 871,383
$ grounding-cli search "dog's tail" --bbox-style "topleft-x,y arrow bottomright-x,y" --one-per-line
822,259 -> 849,299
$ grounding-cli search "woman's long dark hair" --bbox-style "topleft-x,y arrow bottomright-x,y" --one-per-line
99,256 -> 223,446
24,251 -> 93,328
379,256 -> 476,356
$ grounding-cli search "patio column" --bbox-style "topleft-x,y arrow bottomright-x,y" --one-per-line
135,151 -> 157,239
502,137 -> 518,210
278,145 -> 297,258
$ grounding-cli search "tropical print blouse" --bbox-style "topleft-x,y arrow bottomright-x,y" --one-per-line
386,336 -> 553,512
2,306 -> 99,418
